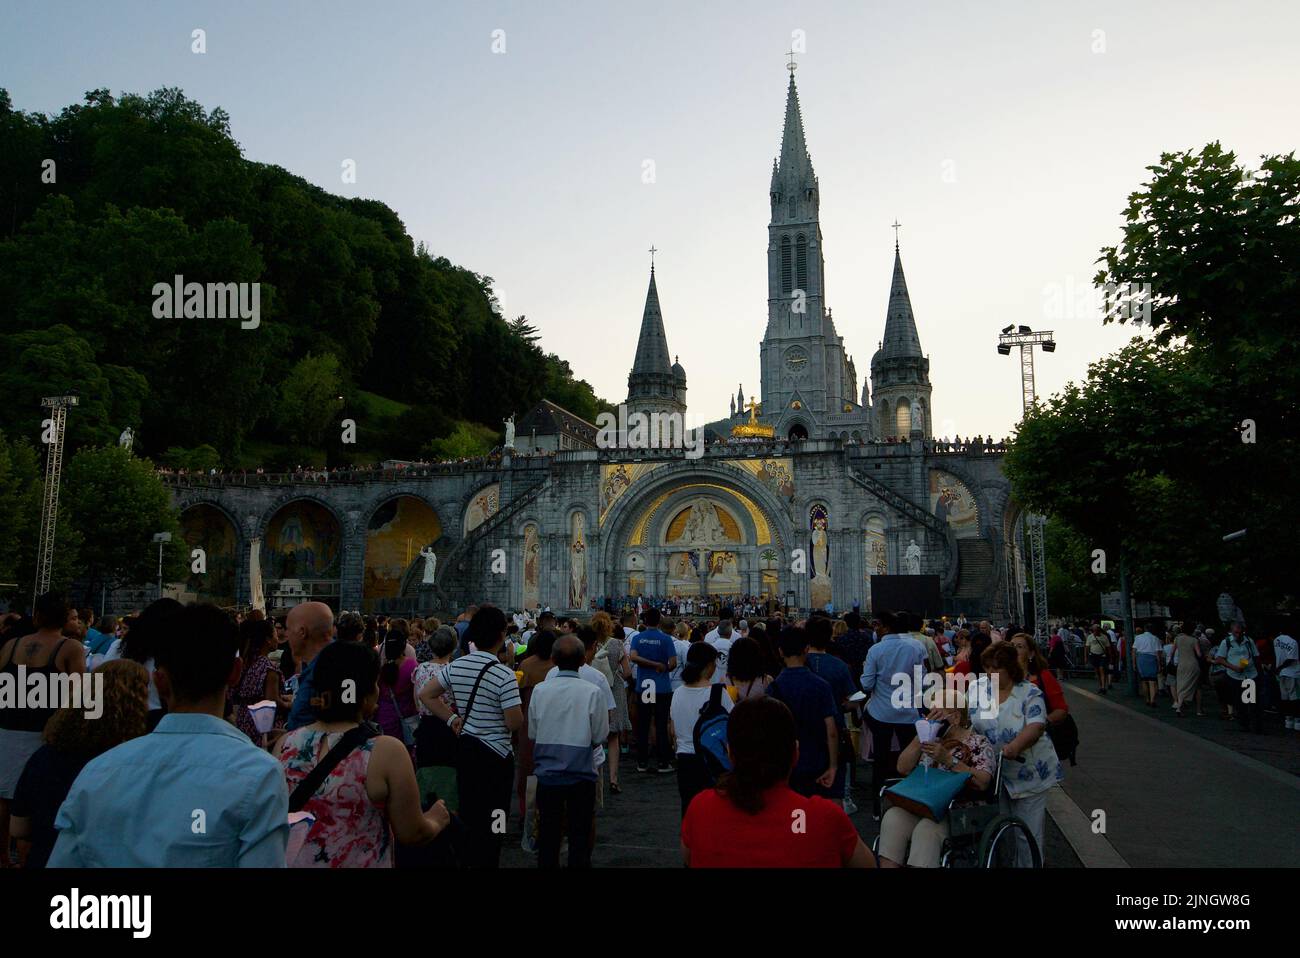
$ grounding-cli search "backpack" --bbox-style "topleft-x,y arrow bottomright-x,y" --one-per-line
692,684 -> 732,783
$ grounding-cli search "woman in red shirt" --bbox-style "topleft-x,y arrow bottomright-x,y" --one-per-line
680,697 -> 876,868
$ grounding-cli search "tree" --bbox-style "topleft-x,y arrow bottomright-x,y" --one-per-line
62,445 -> 183,602
1010,145 -> 1299,616
277,354 -> 345,447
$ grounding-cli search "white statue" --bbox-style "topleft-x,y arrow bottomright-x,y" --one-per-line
419,546 -> 437,585
118,426 -> 134,452
504,414 -> 516,450
904,539 -> 922,575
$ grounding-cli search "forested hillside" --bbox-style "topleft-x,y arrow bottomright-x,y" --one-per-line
0,87 -> 609,468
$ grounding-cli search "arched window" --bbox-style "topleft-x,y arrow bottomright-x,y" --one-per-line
780,236 -> 792,293
895,400 -> 912,436
788,195 -> 796,219
796,234 -> 808,291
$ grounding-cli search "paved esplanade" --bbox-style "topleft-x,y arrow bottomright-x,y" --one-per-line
1051,684 -> 1300,868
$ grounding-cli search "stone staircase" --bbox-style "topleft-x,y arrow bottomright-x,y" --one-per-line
439,472 -> 550,582
847,468 -> 947,537
954,538 -> 995,598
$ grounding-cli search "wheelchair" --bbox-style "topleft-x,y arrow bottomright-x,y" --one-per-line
872,754 -> 1042,868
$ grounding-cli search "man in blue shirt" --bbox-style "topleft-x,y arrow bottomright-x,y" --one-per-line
49,603 -> 288,867
283,601 -> 335,731
768,626 -> 839,799
628,608 -> 677,772
860,609 -> 929,818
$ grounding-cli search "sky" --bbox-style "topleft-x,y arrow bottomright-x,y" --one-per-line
3,0 -> 1297,438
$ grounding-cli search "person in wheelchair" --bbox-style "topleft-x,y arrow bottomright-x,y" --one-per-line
877,699 -> 996,867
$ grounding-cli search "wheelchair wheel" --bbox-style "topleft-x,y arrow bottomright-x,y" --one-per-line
977,815 -> 1042,868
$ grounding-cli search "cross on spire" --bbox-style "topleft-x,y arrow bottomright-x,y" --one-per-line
787,47 -> 798,77
891,219 -> 902,251
648,244 -> 657,272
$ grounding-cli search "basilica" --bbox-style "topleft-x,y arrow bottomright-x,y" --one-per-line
167,70 -> 1024,620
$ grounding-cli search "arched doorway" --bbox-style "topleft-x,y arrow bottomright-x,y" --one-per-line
788,423 -> 809,441
262,499 -> 342,611
179,504 -> 238,607
363,496 -> 443,613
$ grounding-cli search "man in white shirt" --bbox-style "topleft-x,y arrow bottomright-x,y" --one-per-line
1133,625 -> 1163,706
528,635 -> 609,868
704,612 -> 735,685
1273,630 -> 1299,731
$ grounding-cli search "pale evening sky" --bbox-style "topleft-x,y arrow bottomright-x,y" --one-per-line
3,0 -> 1296,438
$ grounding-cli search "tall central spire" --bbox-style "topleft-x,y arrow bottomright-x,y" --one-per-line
774,72 -> 815,186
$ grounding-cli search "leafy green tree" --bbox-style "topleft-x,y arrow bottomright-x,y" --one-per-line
277,354 -> 345,446
62,445 -> 183,602
161,444 -> 222,471
421,421 -> 496,460
1010,145 -> 1298,616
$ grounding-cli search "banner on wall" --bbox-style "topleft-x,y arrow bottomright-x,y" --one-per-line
249,537 -> 265,612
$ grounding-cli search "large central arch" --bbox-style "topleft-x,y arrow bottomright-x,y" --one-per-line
598,460 -> 797,602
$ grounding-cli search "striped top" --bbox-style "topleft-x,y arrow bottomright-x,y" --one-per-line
443,651 -> 522,757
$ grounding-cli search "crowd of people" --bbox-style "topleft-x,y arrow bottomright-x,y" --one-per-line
1050,617 -> 1297,733
0,592 -> 1104,870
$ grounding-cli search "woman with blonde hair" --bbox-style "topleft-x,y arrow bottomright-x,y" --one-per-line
11,659 -> 151,868
590,611 -> 629,793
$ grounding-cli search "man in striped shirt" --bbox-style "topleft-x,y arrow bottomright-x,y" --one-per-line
420,606 -> 522,868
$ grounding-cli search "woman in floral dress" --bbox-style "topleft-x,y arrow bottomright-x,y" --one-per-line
233,619 -> 287,744
278,641 -> 448,867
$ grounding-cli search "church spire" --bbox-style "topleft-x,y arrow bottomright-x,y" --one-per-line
880,244 -> 923,359
630,266 -> 671,376
775,70 -> 815,185
626,261 -> 687,417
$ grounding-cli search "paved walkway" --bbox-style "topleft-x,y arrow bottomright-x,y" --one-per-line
1051,681 -> 1300,867
502,750 -> 1081,868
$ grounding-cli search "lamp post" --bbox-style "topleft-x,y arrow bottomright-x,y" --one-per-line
153,532 -> 172,600
997,326 -> 1055,643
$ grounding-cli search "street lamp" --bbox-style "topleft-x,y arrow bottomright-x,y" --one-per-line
153,532 -> 172,599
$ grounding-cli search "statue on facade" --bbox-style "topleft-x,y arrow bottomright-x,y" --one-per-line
503,414 -> 516,450
419,546 -> 437,585
904,539 -> 922,575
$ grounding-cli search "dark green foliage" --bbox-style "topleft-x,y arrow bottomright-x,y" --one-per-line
0,87 -> 608,465
1009,145 -> 1299,616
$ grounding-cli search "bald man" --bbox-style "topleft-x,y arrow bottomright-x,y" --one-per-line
284,601 -> 336,731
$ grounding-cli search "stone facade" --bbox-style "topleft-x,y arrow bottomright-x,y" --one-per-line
164,69 -> 1020,620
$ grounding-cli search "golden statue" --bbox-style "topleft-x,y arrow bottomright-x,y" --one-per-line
731,399 -> 775,439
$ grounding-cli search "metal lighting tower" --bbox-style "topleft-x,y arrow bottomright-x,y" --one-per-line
34,395 -> 79,602
998,326 -> 1055,641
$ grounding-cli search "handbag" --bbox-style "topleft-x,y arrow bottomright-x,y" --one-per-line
387,687 -> 416,748
883,764 -> 970,822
